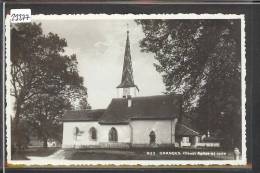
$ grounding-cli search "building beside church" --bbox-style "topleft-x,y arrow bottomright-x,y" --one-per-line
62,29 -> 200,149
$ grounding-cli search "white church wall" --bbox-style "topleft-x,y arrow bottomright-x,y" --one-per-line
62,119 -> 178,148
62,121 -> 100,148
130,119 -> 178,147
99,124 -> 131,143
62,122 -> 131,148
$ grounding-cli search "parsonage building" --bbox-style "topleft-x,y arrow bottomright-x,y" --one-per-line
62,30 -> 200,149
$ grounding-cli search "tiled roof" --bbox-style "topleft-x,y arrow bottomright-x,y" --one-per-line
175,124 -> 199,136
63,95 -> 182,124
99,95 -> 182,124
63,109 -> 105,122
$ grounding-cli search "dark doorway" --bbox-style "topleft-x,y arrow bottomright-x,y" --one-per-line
89,127 -> 97,140
109,127 -> 118,142
149,131 -> 156,144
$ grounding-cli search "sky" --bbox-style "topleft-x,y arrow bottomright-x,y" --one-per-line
36,19 -> 165,109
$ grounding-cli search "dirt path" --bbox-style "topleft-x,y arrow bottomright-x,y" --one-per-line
27,149 -> 66,160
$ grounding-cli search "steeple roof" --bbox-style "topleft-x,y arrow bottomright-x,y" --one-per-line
117,30 -> 138,90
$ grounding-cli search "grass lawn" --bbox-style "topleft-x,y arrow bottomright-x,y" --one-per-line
65,148 -> 235,160
12,147 -> 60,160
11,147 -> 235,160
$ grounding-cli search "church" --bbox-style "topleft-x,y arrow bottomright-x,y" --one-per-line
62,29 -> 199,149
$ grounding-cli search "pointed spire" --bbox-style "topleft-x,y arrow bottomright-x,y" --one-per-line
117,26 -> 139,91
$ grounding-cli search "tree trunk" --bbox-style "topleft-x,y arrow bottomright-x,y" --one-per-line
13,107 -> 21,151
43,138 -> 48,148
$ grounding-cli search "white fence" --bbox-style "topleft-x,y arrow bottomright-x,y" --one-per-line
196,142 -> 220,147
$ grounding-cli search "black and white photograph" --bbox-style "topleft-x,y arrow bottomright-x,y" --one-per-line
5,14 -> 246,166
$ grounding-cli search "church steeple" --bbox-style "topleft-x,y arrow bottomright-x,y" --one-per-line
117,26 -> 139,98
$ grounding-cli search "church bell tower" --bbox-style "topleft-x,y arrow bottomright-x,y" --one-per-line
117,27 -> 139,98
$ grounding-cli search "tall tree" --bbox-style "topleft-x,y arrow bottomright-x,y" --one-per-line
23,94 -> 70,147
136,19 -> 241,148
11,23 -> 90,149
64,85 -> 91,110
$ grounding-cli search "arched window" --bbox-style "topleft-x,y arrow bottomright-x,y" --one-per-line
89,127 -> 97,140
149,131 -> 156,144
109,127 -> 118,142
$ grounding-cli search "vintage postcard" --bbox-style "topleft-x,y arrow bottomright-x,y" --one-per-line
5,14 -> 246,166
